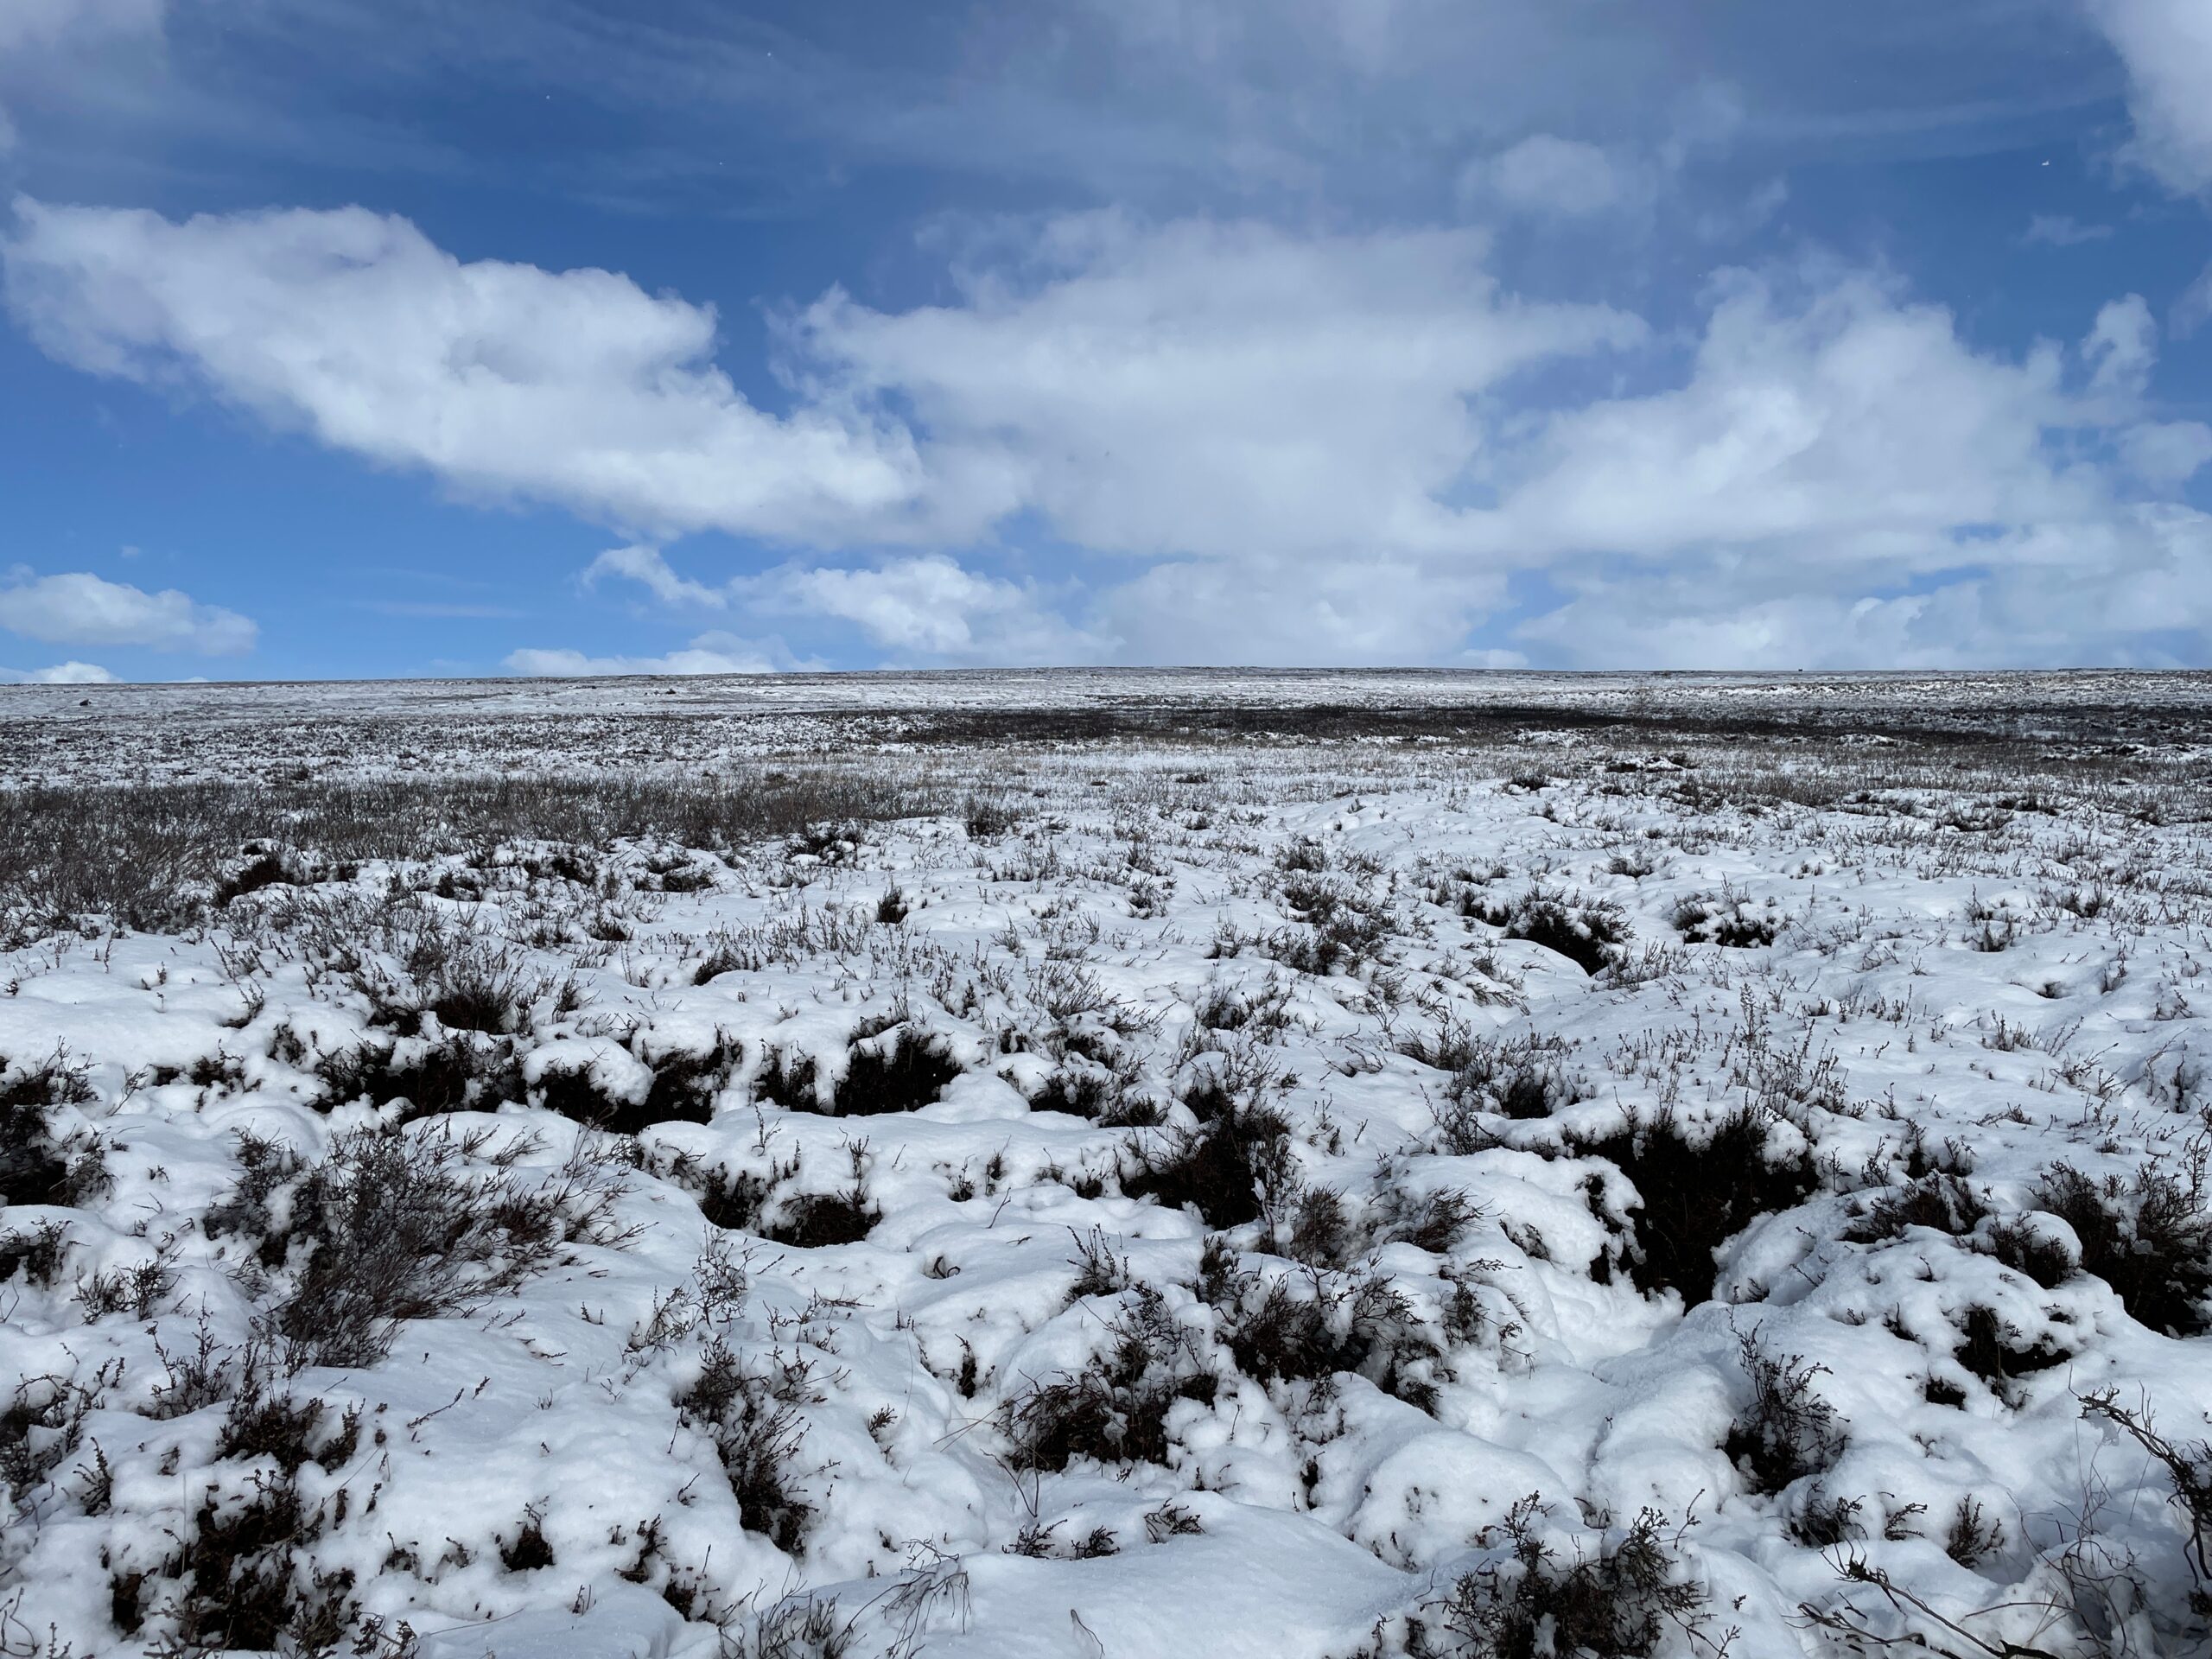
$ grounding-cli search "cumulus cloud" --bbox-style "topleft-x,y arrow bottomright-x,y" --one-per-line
1471,269 -> 2146,570
10,195 -> 2209,669
1090,557 -> 1503,666
582,545 -> 728,609
1,200 -> 930,544
2119,419 -> 2212,486
1476,270 -> 2209,664
1516,505 -> 2212,669
584,545 -> 1101,664
2086,0 -> 2212,194
3,202 -> 1641,564
0,659 -> 118,683
1459,136 -> 1655,219
0,569 -> 256,653
741,556 -> 1100,663
795,213 -> 1641,561
502,631 -> 792,677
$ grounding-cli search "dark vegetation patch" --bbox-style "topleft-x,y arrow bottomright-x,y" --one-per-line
1407,1497 -> 1716,1659
1951,1305 -> 2070,1399
205,1128 -> 617,1369
2035,1160 -> 2212,1337
1841,1172 -> 2076,1290
1468,887 -> 1630,976
692,1149 -> 879,1248
0,1217 -> 67,1287
753,1048 -> 821,1112
763,1189 -> 880,1249
213,849 -> 315,907
1199,1247 -> 1443,1409
674,1335 -> 816,1554
216,1368 -> 363,1477
963,793 -> 1026,839
2,1363 -> 111,1509
0,1050 -> 107,1209
1840,1172 -> 1986,1245
1573,1108 -> 1819,1306
831,1029 -> 963,1116
0,769 -> 930,937
498,1510 -> 556,1573
1726,1328 -> 1845,1497
1269,873 -> 1393,976
1669,888 -> 1780,948
1002,1287 -> 1217,1473
532,1034 -> 739,1135
1422,1032 -> 1592,1148
314,1034 -> 523,1122
1122,1101 -> 1294,1230
127,1472 -> 359,1652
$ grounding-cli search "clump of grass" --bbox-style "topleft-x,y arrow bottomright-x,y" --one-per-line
675,1335 -> 817,1554
0,1048 -> 107,1209
1123,1100 -> 1294,1230
1407,1495 -> 1717,1659
313,1033 -> 523,1122
1202,1254 -> 1442,1408
119,1471 -> 359,1650
831,1029 -> 963,1117
1467,885 -> 1630,976
534,1034 -> 739,1135
2034,1160 -> 2212,1337
207,1127 -> 622,1369
1573,1107 -> 1819,1306
1425,1033 -> 1590,1146
1725,1326 -> 1845,1497
1669,887 -> 1779,948
1002,1287 -> 1217,1472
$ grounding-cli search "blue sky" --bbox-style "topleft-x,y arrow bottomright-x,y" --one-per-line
2,0 -> 2210,680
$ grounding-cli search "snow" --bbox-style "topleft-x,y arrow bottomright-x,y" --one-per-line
3,670 -> 2210,1656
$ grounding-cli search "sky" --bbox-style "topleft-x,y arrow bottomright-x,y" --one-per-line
1,1 -> 2210,681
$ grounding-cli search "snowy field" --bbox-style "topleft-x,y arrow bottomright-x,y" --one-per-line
3,670 -> 2212,1658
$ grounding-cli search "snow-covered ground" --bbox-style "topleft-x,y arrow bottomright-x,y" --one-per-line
3,672 -> 2210,1657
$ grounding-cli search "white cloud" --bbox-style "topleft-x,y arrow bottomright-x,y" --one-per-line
0,659 -> 117,683
2086,0 -> 2212,194
3,202 -> 1640,564
1091,556 -> 1502,665
502,631 -> 791,677
796,213 -> 1642,561
2021,213 -> 2113,247
2,200 -> 930,545
0,569 -> 256,653
2175,261 -> 2212,336
744,555 -> 1100,663
0,0 -> 158,54
582,544 -> 1101,664
2120,419 -> 2212,486
1516,505 -> 2212,669
1465,269 -> 2212,666
0,0 -> 161,149
10,195 -> 2209,670
1459,135 -> 1653,219
2082,292 -> 2157,408
1471,267 -> 2112,569
582,544 -> 728,609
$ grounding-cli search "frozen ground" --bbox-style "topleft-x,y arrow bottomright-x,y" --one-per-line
3,671 -> 2211,1657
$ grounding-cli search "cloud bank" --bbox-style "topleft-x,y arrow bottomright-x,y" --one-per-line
9,199 -> 2209,670
0,569 -> 256,654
